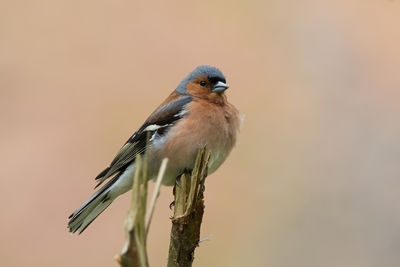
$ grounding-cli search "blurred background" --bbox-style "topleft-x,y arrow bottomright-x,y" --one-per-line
1,0 -> 400,266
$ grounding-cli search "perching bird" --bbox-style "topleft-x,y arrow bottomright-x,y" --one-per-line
68,65 -> 242,234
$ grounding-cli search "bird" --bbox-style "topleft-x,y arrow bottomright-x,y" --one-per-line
68,65 -> 242,234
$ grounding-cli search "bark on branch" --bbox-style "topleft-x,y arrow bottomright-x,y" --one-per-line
115,148 -> 209,267
167,147 -> 211,267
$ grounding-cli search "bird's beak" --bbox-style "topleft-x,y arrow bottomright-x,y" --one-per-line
212,81 -> 229,93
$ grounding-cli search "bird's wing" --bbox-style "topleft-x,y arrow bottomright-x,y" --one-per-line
94,95 -> 192,187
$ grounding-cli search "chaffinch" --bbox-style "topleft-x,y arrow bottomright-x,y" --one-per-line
68,65 -> 242,234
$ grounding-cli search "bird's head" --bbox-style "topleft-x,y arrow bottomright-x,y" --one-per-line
175,65 -> 229,101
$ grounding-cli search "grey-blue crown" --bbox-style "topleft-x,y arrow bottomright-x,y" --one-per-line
175,65 -> 226,94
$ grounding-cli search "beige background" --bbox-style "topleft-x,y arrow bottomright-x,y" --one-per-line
1,1 -> 400,266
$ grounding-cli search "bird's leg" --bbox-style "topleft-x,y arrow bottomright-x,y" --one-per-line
175,169 -> 192,187
170,184 -> 177,210
175,175 -> 182,188
170,169 -> 193,210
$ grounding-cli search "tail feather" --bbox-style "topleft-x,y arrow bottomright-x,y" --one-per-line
68,174 -> 120,234
95,167 -> 110,180
72,199 -> 113,234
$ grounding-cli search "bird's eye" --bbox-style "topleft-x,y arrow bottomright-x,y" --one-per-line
199,81 -> 207,87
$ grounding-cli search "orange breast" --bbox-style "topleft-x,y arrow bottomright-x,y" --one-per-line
155,98 -> 241,183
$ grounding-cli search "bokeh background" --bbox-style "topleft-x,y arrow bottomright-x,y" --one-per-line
1,1 -> 400,266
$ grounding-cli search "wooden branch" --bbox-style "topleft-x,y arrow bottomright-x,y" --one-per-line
146,158 -> 168,235
116,148 -> 209,267
167,148 -> 211,267
116,156 -> 168,267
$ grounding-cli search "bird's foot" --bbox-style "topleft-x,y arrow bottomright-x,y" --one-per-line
169,201 -> 175,210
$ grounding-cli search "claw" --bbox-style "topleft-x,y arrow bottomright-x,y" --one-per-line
175,177 -> 182,188
169,201 -> 175,210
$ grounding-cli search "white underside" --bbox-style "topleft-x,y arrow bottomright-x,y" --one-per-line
108,163 -> 137,198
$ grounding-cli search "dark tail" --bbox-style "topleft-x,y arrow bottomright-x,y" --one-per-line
68,174 -> 120,234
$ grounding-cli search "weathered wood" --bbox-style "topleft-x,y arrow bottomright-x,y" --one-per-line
167,148 -> 210,267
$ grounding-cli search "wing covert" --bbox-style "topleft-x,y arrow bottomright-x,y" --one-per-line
94,95 -> 192,187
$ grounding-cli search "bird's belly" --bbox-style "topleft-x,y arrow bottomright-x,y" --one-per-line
150,109 -> 235,186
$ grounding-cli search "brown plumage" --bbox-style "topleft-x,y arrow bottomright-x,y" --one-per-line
68,65 -> 242,234
149,89 -> 241,185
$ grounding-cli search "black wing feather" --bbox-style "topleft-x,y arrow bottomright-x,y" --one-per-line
94,95 -> 192,187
